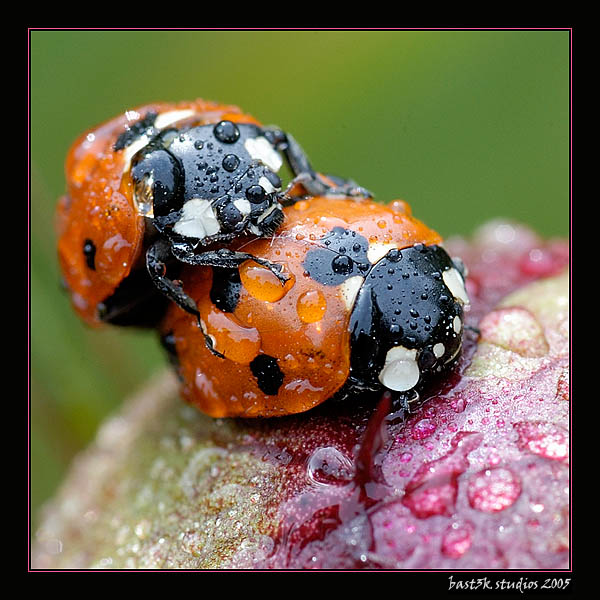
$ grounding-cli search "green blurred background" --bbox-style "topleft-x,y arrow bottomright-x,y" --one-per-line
30,30 -> 569,529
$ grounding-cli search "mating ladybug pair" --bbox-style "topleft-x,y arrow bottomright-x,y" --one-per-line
57,99 -> 469,417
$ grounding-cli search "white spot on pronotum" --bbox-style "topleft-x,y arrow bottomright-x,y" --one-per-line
442,267 -> 469,304
153,109 -> 196,130
433,343 -> 445,358
378,346 -> 420,392
122,109 -> 196,175
367,242 -> 398,265
233,198 -> 251,216
258,175 -> 278,194
244,137 -> 283,172
339,275 -> 364,311
123,134 -> 151,170
173,199 -> 221,239
453,315 -> 462,333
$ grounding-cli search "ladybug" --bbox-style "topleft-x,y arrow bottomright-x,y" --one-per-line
159,195 -> 470,417
57,99 -> 369,333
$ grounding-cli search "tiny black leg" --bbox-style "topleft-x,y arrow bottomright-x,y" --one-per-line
263,127 -> 373,200
147,239 -> 199,316
171,243 -> 290,285
146,240 -> 224,358
389,389 -> 420,414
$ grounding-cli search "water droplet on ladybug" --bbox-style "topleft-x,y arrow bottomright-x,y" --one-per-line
222,154 -> 240,172
297,289 -> 327,323
213,120 -> 240,143
239,261 -> 294,302
331,254 -> 353,275
246,185 -> 266,204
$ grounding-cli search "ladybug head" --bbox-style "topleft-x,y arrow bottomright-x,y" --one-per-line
301,229 -> 470,402
347,243 -> 469,399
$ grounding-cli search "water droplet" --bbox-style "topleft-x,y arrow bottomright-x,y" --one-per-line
306,446 -> 354,486
222,153 -> 240,172
297,289 -> 327,323
441,522 -> 473,558
513,421 -> 569,462
402,434 -> 481,518
399,452 -> 413,463
331,254 -> 354,275
239,260 -> 294,302
411,418 -> 436,440
213,120 -> 240,143
205,303 -> 262,364
467,468 -> 521,513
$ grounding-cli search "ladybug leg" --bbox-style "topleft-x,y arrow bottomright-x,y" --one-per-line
146,239 -> 199,315
390,389 -> 420,414
171,242 -> 290,285
146,240 -> 224,358
263,127 -> 373,201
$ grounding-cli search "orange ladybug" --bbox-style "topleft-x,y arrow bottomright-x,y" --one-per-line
57,99 -> 368,330
159,196 -> 470,417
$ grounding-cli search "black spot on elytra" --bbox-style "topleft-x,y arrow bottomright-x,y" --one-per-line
302,227 -> 371,286
83,238 -> 96,270
113,111 -> 158,151
250,354 -> 284,396
210,268 -> 242,313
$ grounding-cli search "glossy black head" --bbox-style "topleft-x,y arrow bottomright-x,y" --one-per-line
347,244 -> 468,395
129,118 -> 285,244
131,140 -> 184,218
